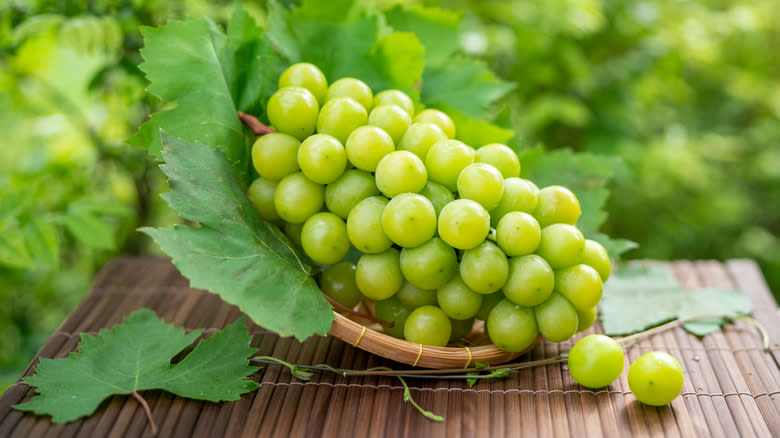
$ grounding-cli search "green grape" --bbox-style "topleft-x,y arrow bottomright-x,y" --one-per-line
437,199 -> 490,250
567,334 -> 624,388
283,221 -> 303,247
436,273 -> 484,320
534,292 -> 578,342
533,185 -> 582,228
450,317 -> 475,342
375,295 -> 411,338
374,151 -> 427,198
425,139 -> 476,191
403,305 -> 452,347
381,193 -> 437,248
490,178 -> 540,227
398,122 -> 447,161
326,77 -> 373,111
368,104 -> 412,144
317,97 -> 368,143
503,254 -> 554,307
247,178 -> 281,223
345,125 -> 395,172
536,223 -> 585,269
555,264 -> 603,311
399,237 -> 458,290
460,240 -> 509,294
346,196 -> 392,254
582,239 -> 611,282
576,306 -> 598,332
274,172 -> 325,224
496,212 -> 541,256
373,89 -> 415,117
396,281 -> 437,309
267,86 -> 319,140
278,62 -> 328,104
457,163 -> 504,211
486,299 -> 538,353
301,212 -> 351,265
251,132 -> 300,181
319,262 -> 361,308
475,143 -> 520,179
628,351 -> 684,406
414,108 -> 455,139
355,248 -> 403,300
419,181 -> 455,216
324,169 -> 379,219
297,134 -> 347,184
474,291 -> 504,321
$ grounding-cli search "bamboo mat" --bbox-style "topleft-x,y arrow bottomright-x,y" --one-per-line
0,257 -> 779,437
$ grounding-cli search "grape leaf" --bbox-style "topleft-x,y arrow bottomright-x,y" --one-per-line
600,263 -> 752,336
15,308 -> 259,423
142,134 -> 333,340
384,5 -> 461,66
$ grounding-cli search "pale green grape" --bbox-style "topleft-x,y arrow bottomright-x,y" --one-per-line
274,172 -> 325,223
396,281 -> 437,309
534,292 -> 578,342
373,89 -> 415,117
404,305 -> 452,346
503,254 -> 554,306
283,221 -> 303,247
345,125 -> 395,172
419,181 -> 455,216
486,299 -> 538,353
355,248 -> 403,300
374,151 -> 427,198
325,77 -> 373,111
267,86 -> 319,140
375,295 -> 411,338
301,212 -> 350,265
475,291 -> 504,321
324,169 -> 379,219
278,62 -> 328,104
297,134 -> 347,184
555,264 -> 603,312
414,108 -> 455,138
251,133 -> 300,181
567,334 -> 624,388
576,306 -> 598,332
346,196 -> 392,254
457,163 -> 504,211
460,241 -> 509,294
247,178 -> 281,223
475,143 -> 520,178
368,104 -> 412,144
582,239 -> 611,282
536,223 -> 585,269
450,317 -> 475,342
490,178 -> 539,227
399,237 -> 458,290
437,199 -> 490,250
496,212 -> 541,256
398,122 -> 447,161
317,97 -> 368,143
533,185 -> 582,227
425,139 -> 475,191
436,273 -> 484,320
319,262 -> 361,308
381,193 -> 437,248
628,351 -> 684,406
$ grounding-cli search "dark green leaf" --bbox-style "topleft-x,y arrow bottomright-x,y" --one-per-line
384,5 -> 461,67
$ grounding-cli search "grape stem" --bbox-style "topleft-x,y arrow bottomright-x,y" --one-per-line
237,111 -> 275,136
320,292 -> 393,328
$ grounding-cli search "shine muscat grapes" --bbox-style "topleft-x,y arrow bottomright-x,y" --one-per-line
249,62 -> 611,352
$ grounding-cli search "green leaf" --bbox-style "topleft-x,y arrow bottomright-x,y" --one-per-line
22,217 -> 60,268
600,263 -> 752,336
384,5 -> 461,66
443,105 -> 515,147
15,308 -> 259,423
68,200 -> 134,218
589,232 -> 638,259
64,209 -> 116,251
0,222 -> 33,269
142,134 -> 333,340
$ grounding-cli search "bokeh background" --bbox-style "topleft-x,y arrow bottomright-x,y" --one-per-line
1,0 -> 778,391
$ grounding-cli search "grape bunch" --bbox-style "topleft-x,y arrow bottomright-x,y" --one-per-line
248,62 -> 612,353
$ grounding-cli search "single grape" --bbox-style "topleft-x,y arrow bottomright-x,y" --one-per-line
325,169 -> 380,219
375,295 -> 411,338
373,89 -> 415,117
317,97 -> 368,143
345,125 -> 395,172
267,86 -> 319,140
283,221 -> 303,247
274,172 -> 325,224
251,132 -> 300,181
450,317 -> 475,342
346,196 -> 392,254
381,193 -> 437,248
457,163 -> 504,211
297,134 -> 347,184
368,104 -> 412,144
374,151 -> 427,198
475,143 -> 520,178
536,223 -> 585,269
398,122 -> 447,161
319,262 -> 361,308
486,299 -> 538,353
414,108 -> 455,139
247,178 -> 281,223
425,139 -> 475,191
582,239 -> 611,282
555,264 -> 603,312
460,240 -> 509,294
396,281 -> 437,309
628,351 -> 684,406
404,305 -> 452,347
567,334 -> 624,389
278,62 -> 328,104
576,306 -> 598,332
419,181 -> 455,216
355,248 -> 403,300
399,237 -> 458,290
503,254 -> 554,307
496,211 -> 541,256
490,178 -> 540,227
437,199 -> 490,250
533,185 -> 582,227
436,273 -> 484,320
534,292 -> 578,342
325,77 -> 373,111
301,212 -> 351,265
474,290 -> 504,321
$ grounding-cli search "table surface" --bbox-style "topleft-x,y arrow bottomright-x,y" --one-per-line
0,257 -> 779,437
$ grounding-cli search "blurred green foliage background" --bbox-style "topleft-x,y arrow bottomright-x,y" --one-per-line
1,0 -> 778,391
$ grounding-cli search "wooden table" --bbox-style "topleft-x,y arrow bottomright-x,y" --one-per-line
1,257 -> 779,437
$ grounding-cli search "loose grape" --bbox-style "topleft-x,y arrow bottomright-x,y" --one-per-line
368,104 -> 412,144
486,299 -> 538,353
474,291 -> 504,321
567,334 -> 624,388
325,77 -> 373,111
396,281 -> 437,309
576,306 -> 598,332
325,169 -> 380,219
278,62 -> 328,104
496,211 -> 541,256
297,134 -> 347,184
404,305 -> 452,347
247,178 -> 281,223
414,108 -> 455,138
399,237 -> 458,290
425,139 -> 475,192
355,248 -> 403,300
437,199 -> 490,250
251,133 -> 300,181
536,223 -> 585,269
533,185 -> 582,228
457,163 -> 504,211
301,212 -> 350,265
534,292 -> 578,342
375,295 -> 411,338
475,143 -> 520,178
274,172 -> 325,224
319,262 -> 361,308
628,351 -> 684,406
398,122 -> 447,161
345,125 -> 395,172
450,317 -> 475,342
346,196 -> 392,254
582,239 -> 611,282
373,89 -> 415,117
503,254 -> 554,307
317,97 -> 368,143
555,264 -> 603,312
381,193 -> 437,248
419,181 -> 455,216
436,273 -> 484,320
490,178 -> 540,227
375,151 -> 427,198
460,241 -> 509,294
267,86 -> 319,140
